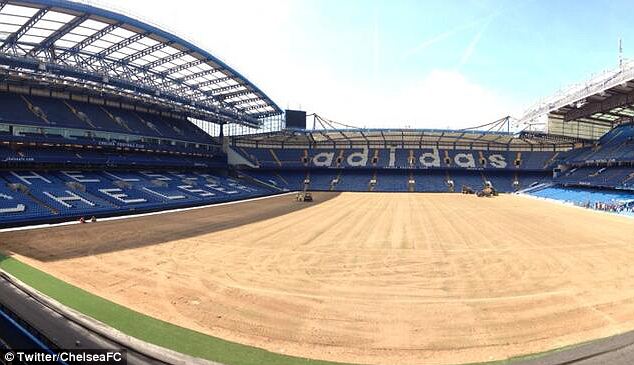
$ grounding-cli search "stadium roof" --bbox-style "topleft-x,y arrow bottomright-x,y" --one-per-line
519,60 -> 634,128
0,0 -> 282,127
231,128 -> 580,150
548,82 -> 634,128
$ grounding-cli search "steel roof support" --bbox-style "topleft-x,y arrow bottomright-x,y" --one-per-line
117,42 -> 172,78
167,67 -> 222,86
58,22 -> 120,60
0,1 -> 282,124
239,104 -> 267,112
29,13 -> 90,56
0,7 -> 49,51
218,89 -> 252,100
229,96 -> 262,106
141,49 -> 190,70
172,76 -> 233,94
79,32 -> 148,67
250,111 -> 279,119
146,58 -> 205,81
210,84 -> 245,95
121,41 -> 169,64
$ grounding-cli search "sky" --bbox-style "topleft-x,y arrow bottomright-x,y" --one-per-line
96,0 -> 634,129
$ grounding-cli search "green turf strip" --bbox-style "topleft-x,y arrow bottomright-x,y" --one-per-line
0,253 -> 608,365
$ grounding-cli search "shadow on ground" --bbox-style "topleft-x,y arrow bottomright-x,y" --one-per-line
0,192 -> 340,262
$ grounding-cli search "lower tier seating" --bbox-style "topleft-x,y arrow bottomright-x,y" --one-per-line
241,169 -> 552,193
0,170 -> 276,227
528,185 -> 634,216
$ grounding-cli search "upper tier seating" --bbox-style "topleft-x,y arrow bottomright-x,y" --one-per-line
555,166 -> 634,190
0,92 -> 211,145
563,123 -> 634,164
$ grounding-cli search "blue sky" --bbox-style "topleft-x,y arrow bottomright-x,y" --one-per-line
102,0 -> 632,129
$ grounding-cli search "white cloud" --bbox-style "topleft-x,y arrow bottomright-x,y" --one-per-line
297,70 -> 520,130
92,1 -> 520,131
382,70 -> 520,130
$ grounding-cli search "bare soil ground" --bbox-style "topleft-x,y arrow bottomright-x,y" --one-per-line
2,192 -> 634,365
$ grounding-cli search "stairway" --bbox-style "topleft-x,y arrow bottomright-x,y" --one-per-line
478,151 -> 486,167
444,151 -> 452,166
269,149 -> 282,167
330,171 -> 342,191
543,152 -> 560,168
408,150 -> 415,168
445,170 -> 454,192
302,149 -> 309,166
368,171 -> 377,191
372,149 -> 380,166
513,171 -> 520,191
480,171 -> 487,187
515,152 -> 522,168
335,150 -> 345,168
303,170 -> 311,190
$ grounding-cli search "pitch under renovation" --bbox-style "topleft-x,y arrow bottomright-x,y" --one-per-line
2,192 -> 634,365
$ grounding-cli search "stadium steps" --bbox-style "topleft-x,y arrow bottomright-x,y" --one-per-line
372,149 -> 380,166
589,168 -> 605,178
234,173 -> 284,192
543,152 -> 560,168
475,151 -> 484,167
443,150 -> 452,167
302,149 -> 309,166
445,170 -> 454,192
408,150 -> 415,168
304,170 -> 311,191
517,182 -> 553,194
601,168 -> 626,183
335,150 -> 345,168
330,171 -> 342,191
275,172 -> 289,186
240,147 -> 259,167
269,149 -> 282,167
0,174 -> 59,215
62,101 -> 97,129
23,189 -> 59,215
611,141 -> 630,159
602,129 -> 623,145
515,152 -> 522,169
12,191 -> 54,216
623,173 -> 634,184
20,95 -> 51,125
101,106 -> 133,133
368,171 -> 377,191
408,171 -> 415,192
514,172 -> 520,191
134,112 -> 163,136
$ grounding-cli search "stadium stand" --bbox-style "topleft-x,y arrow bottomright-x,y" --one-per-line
0,92 -> 212,144
562,123 -> 634,164
517,122 -> 634,216
0,170 -> 276,227
528,185 -> 634,215
243,168 -> 552,193
238,147 -> 557,170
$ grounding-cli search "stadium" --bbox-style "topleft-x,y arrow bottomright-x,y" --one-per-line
3,1 -> 634,365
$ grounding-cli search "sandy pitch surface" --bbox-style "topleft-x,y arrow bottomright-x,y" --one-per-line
3,192 -> 634,365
